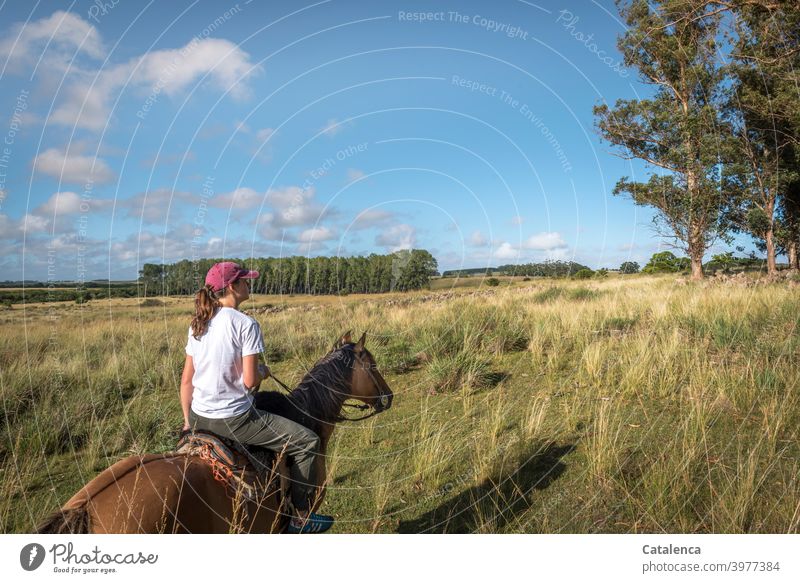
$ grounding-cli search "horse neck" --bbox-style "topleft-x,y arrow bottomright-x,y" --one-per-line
288,377 -> 351,436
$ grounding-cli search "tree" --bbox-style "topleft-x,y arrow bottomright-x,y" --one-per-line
710,251 -> 736,273
722,1 -> 800,275
777,179 -> 800,270
642,251 -> 690,273
620,261 -> 640,274
395,249 -> 438,291
595,0 -> 731,280
573,268 -> 595,279
138,263 -> 165,297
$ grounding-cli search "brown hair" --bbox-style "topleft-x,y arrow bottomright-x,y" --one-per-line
190,283 -> 224,339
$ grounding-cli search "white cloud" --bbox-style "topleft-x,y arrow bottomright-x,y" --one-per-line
521,231 -> 568,251
346,168 -> 365,183
469,230 -> 488,247
0,214 -> 21,240
256,127 -> 275,141
0,190 -> 115,241
32,147 -> 116,184
351,209 -> 394,230
376,224 -> 416,252
320,118 -> 351,137
256,213 -> 280,240
493,242 -> 518,260
253,183 -> 337,240
46,33 -> 260,130
0,10 -> 104,73
486,232 -> 569,262
296,226 -> 336,242
121,188 -> 195,223
267,185 -> 332,227
37,191 -> 83,215
20,213 -> 50,234
296,239 -> 329,255
210,187 -> 261,210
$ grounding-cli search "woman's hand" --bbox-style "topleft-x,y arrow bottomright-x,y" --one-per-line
257,363 -> 271,381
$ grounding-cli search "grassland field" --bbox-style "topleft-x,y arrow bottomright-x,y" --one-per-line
1,273 -> 798,533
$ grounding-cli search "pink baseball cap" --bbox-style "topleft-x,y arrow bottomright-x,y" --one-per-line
205,262 -> 259,292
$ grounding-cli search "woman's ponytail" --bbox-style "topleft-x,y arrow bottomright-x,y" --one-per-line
190,284 -> 222,339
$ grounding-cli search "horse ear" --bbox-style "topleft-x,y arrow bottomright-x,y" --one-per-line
355,331 -> 366,351
331,330 -> 351,351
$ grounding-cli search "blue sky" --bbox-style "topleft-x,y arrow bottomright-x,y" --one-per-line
0,0 -> 758,281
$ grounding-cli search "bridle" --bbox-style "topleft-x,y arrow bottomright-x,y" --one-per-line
266,349 -> 391,422
337,354 -> 391,421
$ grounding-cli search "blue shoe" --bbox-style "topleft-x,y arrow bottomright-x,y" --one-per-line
287,512 -> 334,534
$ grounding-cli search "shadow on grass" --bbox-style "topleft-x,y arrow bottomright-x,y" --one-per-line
397,441 -> 575,533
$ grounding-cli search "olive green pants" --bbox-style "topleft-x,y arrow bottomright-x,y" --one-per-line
188,406 -> 321,511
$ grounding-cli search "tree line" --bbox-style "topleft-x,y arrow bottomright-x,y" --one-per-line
441,261 -> 590,278
138,249 -> 439,296
595,0 -> 800,279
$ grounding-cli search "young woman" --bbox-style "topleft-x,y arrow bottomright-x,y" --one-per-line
180,261 -> 334,534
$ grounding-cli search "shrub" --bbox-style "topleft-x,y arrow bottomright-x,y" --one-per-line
485,277 -> 500,287
533,287 -> 563,303
139,298 -> 164,307
378,339 -> 415,374
426,350 -> 493,393
642,251 -> 690,273
573,268 -> 595,280
567,287 -> 597,301
594,268 -> 609,278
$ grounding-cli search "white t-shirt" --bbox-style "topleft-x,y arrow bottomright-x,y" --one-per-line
185,306 -> 265,419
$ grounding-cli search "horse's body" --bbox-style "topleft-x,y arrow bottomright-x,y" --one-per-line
36,332 -> 391,534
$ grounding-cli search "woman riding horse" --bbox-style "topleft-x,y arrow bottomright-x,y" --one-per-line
35,327 -> 392,533
182,261 -> 333,534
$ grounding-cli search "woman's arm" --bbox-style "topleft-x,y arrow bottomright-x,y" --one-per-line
242,354 -> 264,391
180,355 -> 195,430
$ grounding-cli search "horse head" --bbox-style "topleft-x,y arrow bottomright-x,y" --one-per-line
331,330 -> 393,413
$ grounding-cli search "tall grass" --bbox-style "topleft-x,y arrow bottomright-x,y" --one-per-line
1,275 -> 798,533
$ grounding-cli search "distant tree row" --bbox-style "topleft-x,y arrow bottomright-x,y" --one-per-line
595,0 -> 800,279
138,249 -> 438,296
0,286 -> 139,304
494,260 -> 591,277
617,251 -> 766,275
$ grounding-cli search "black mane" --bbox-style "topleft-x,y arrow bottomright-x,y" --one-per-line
253,344 -> 356,435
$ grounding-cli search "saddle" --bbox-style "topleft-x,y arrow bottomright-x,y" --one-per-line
176,429 -> 291,508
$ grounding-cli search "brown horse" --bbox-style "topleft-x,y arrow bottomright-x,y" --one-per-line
36,331 -> 392,533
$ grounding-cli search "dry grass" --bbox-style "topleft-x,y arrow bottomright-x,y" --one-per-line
1,274 -> 798,533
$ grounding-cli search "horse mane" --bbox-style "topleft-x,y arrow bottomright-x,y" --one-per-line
253,343 -> 356,435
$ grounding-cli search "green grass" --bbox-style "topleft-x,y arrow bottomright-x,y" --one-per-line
1,275 -> 799,533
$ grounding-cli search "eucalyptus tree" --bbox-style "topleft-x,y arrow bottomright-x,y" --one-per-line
595,0 -> 732,280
